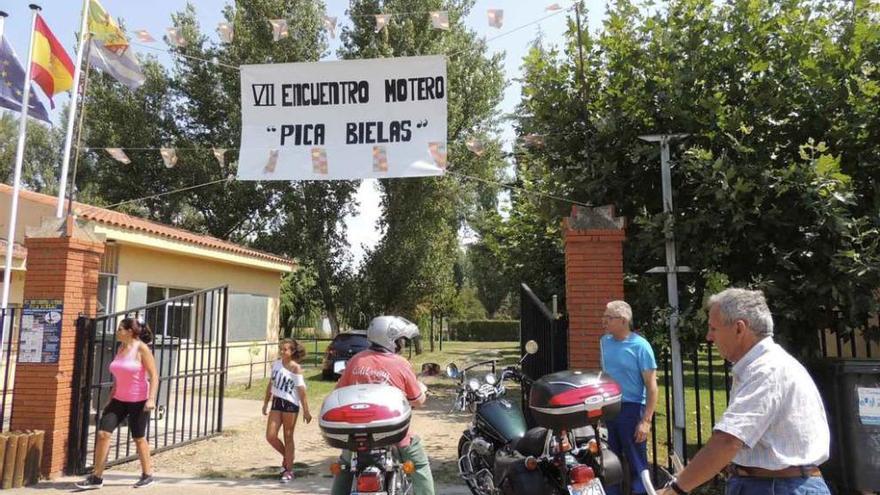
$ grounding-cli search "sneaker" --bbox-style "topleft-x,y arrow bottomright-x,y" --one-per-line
280,470 -> 294,483
75,475 -> 103,490
133,473 -> 155,488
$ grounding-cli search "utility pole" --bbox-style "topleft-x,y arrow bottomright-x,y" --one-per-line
639,133 -> 691,460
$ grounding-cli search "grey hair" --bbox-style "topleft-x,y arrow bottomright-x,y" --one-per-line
606,300 -> 633,327
707,288 -> 774,338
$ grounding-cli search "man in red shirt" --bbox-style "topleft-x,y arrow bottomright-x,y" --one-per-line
330,316 -> 434,495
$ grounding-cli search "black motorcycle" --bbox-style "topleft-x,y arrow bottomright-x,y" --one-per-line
447,341 -> 631,495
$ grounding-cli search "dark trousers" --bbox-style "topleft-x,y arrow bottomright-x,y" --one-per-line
606,402 -> 648,495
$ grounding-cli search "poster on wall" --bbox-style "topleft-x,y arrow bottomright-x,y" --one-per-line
237,55 -> 448,180
858,387 -> 880,425
18,300 -> 63,364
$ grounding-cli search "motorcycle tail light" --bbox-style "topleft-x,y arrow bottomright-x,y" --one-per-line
356,471 -> 383,492
570,464 -> 595,484
524,456 -> 539,471
587,439 -> 600,455
402,460 -> 416,475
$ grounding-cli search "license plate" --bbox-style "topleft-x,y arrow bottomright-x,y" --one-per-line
568,479 -> 605,495
334,361 -> 347,373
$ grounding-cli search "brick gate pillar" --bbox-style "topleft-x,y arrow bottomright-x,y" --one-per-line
11,217 -> 104,478
564,205 -> 625,369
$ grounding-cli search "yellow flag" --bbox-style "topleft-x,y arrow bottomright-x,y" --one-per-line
89,0 -> 129,54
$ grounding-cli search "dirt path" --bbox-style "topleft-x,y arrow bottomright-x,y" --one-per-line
114,379 -> 473,486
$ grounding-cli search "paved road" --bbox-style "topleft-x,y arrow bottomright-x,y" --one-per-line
7,471 -> 472,494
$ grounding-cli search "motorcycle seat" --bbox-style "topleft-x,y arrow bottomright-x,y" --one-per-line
515,426 -> 549,457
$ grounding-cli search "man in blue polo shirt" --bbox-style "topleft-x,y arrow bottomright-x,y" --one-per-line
601,300 -> 658,495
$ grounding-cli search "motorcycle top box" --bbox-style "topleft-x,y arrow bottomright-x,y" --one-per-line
528,370 -> 622,430
319,384 -> 412,451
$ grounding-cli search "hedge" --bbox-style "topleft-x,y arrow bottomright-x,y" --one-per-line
449,320 -> 520,341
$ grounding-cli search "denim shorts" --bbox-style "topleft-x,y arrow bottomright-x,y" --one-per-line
726,475 -> 831,495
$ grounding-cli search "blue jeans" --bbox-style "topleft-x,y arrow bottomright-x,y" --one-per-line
606,402 -> 648,495
726,476 -> 831,495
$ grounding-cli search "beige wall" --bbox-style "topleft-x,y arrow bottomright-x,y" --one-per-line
116,244 -> 282,340
0,191 -> 55,245
0,270 -> 26,307
2,191 -> 288,341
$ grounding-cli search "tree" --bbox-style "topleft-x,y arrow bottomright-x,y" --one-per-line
77,1 -> 358,334
340,0 -> 506,320
466,242 -> 511,317
0,112 -> 64,194
495,0 -> 880,356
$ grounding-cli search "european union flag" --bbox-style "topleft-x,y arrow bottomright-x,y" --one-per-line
0,35 -> 51,123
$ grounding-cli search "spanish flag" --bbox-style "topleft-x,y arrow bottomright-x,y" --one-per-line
30,15 -> 74,107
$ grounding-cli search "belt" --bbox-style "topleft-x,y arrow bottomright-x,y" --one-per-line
725,464 -> 822,479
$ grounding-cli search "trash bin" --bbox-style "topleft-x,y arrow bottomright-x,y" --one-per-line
811,359 -> 880,494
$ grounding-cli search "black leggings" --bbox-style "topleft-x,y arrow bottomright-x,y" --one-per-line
99,399 -> 149,438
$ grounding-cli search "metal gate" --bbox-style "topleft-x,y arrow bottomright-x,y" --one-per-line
0,308 -> 21,433
68,286 -> 228,474
519,283 -> 568,425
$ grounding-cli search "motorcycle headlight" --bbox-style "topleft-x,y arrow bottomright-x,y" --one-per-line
484,373 -> 497,385
467,378 -> 480,391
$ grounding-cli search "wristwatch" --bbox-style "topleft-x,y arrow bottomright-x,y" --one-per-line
664,478 -> 688,495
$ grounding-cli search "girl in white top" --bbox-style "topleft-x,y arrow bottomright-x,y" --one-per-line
263,338 -> 311,483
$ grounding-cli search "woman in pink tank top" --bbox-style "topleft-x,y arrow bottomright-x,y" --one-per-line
76,318 -> 159,490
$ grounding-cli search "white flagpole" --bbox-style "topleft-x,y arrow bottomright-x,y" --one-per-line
56,0 -> 90,218
2,4 -> 41,309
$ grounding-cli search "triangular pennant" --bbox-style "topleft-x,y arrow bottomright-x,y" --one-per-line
213,148 -> 227,167
133,29 -> 155,43
105,148 -> 130,164
430,11 -> 450,30
166,27 -> 186,48
217,22 -> 234,43
466,137 -> 486,156
429,142 -> 447,169
374,14 -> 391,33
269,19 -> 289,41
372,146 -> 388,172
160,148 -> 178,168
323,16 -> 338,39
311,147 -> 328,175
264,149 -> 280,174
487,9 -> 504,28
545,3 -> 563,12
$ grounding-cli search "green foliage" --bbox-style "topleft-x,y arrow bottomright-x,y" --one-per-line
340,0 -> 506,320
489,0 -> 880,356
75,1 -> 362,334
449,319 -> 519,341
0,113 -> 64,194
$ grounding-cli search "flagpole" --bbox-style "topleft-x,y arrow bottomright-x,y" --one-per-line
56,0 -> 90,218
2,4 -> 41,309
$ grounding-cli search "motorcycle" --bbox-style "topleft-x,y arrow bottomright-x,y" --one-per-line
319,384 -> 417,494
447,340 -> 633,495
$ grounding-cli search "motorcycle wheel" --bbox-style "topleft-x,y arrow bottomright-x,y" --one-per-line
458,435 -> 493,495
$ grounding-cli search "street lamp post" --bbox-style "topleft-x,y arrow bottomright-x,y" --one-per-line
639,133 -> 691,460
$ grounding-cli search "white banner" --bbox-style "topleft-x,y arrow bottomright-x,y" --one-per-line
237,55 -> 448,181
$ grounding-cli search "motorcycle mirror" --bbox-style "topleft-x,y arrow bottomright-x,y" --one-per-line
525,340 -> 539,355
445,363 -> 460,379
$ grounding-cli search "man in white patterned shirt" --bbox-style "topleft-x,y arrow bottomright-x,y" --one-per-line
658,288 -> 831,495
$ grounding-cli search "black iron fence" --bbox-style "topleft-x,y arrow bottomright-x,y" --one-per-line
68,286 -> 228,474
520,284 -> 568,426
648,343 -> 731,480
0,308 -> 20,433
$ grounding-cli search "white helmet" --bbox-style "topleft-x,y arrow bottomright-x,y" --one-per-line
367,316 -> 420,353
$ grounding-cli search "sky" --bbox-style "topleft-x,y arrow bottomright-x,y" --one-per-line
1,0 -> 607,263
